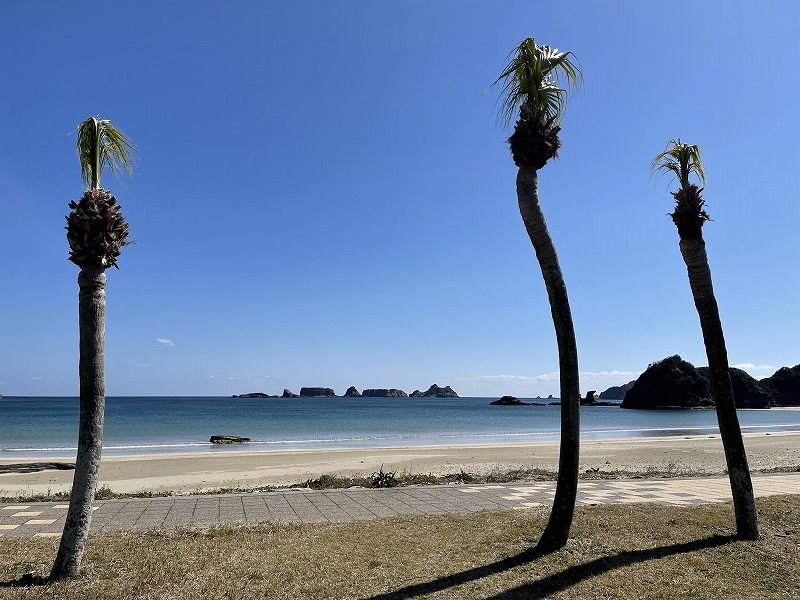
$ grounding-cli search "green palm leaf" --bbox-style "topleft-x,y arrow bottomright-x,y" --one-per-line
491,37 -> 582,128
651,139 -> 706,190
77,116 -> 137,190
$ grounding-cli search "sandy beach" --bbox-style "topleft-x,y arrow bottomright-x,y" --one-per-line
1,431 -> 797,497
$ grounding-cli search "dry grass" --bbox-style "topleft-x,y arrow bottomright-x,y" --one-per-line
1,495 -> 798,599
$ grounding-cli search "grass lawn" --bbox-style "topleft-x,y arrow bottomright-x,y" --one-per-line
1,495 -> 797,599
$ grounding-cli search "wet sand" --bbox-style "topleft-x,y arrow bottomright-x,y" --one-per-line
1,431 -> 797,496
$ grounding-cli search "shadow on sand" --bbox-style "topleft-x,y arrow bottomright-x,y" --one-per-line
366,534 -> 736,600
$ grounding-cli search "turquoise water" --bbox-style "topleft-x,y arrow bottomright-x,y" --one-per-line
2,396 -> 799,458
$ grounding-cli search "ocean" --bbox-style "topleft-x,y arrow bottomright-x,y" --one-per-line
2,396 -> 799,458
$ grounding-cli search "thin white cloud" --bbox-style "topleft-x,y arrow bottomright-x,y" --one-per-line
479,370 -> 640,384
732,363 -> 774,371
157,338 -> 176,347
478,375 -> 532,383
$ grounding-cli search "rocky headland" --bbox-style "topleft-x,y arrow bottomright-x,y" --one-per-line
760,365 -> 800,406
620,355 -> 777,409
599,381 -> 635,400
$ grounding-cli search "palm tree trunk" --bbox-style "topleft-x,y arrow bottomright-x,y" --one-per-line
50,267 -> 107,580
517,166 -> 581,550
678,237 -> 759,540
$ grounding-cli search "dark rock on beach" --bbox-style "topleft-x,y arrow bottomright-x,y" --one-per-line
361,388 -> 408,397
344,386 -> 362,397
0,462 -> 75,474
490,395 -> 532,406
300,387 -> 337,397
282,389 -> 300,398
210,435 -> 251,444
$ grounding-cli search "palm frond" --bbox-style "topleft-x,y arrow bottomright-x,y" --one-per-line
76,116 -> 137,189
491,37 -> 582,129
651,138 -> 706,190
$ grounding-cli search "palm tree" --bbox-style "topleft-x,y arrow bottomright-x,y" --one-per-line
652,139 -> 759,540
492,38 -> 582,551
50,116 -> 135,581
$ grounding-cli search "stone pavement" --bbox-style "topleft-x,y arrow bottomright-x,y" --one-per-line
0,472 -> 797,539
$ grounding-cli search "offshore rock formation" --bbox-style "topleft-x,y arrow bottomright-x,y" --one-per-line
343,386 -> 362,397
281,389 -> 300,398
490,395 -> 532,406
299,387 -> 337,397
410,383 -> 459,398
231,392 -> 274,398
621,355 -> 774,409
580,391 -> 618,406
361,388 -> 408,397
599,381 -> 636,400
409,384 -> 459,398
760,365 -> 800,406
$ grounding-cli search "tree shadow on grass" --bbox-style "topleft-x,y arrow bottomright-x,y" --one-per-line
367,534 -> 736,600
0,573 -> 51,587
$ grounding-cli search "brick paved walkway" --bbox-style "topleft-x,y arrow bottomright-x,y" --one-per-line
1,472 -> 797,538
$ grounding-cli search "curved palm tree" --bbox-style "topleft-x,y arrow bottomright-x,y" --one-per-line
652,139 -> 759,540
492,38 -> 582,551
50,116 -> 135,581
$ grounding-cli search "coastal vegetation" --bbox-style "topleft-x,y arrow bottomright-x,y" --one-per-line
491,37 -> 583,551
5,460 -> 800,504
50,117 -> 136,582
652,139 -> 759,540
2,495 -> 797,599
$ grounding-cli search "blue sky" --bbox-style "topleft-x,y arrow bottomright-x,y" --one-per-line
1,1 -> 798,397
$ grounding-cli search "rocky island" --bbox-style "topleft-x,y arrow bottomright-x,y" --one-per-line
490,395 -> 534,406
299,387 -> 337,397
409,384 -> 459,398
254,384 -> 461,399
361,388 -> 408,397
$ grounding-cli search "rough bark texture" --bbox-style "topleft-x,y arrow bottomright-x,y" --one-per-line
50,267 -> 107,580
517,166 -> 581,550
678,237 -> 759,540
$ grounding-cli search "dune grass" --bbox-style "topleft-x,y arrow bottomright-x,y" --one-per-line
9,461 -> 799,503
1,495 -> 797,599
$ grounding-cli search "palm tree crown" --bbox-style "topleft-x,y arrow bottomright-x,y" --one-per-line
77,116 -> 136,190
651,138 -> 706,190
67,116 -> 135,269
492,37 -> 581,129
492,38 -> 581,169
652,139 -> 710,240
